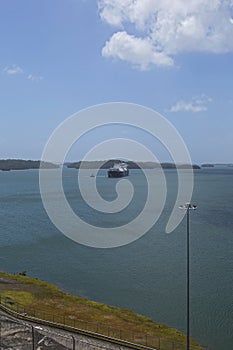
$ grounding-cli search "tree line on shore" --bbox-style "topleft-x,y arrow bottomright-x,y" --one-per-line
67,160 -> 201,169
0,159 -> 59,171
0,159 -> 202,171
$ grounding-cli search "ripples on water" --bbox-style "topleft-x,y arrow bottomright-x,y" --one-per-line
0,167 -> 233,350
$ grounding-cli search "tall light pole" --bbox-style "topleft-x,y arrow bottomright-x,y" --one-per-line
179,203 -> 197,350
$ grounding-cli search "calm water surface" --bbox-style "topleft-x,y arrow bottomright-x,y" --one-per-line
0,167 -> 232,350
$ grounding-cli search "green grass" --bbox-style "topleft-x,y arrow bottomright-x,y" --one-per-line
0,271 -> 203,349
2,290 -> 35,305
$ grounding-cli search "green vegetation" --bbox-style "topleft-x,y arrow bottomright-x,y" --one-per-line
0,159 -> 59,170
18,270 -> 27,276
0,159 -> 200,171
201,164 -> 215,167
67,160 -> 201,170
0,271 -> 204,349
3,290 -> 35,305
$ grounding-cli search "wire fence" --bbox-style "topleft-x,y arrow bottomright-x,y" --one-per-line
0,296 -> 208,350
0,314 -> 127,350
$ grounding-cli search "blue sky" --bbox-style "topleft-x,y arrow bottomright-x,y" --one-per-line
1,0 -> 233,163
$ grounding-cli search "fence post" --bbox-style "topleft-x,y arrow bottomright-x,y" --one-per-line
31,326 -> 35,350
72,336 -> 75,350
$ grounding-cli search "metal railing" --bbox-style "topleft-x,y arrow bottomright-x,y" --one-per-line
0,296 -> 207,350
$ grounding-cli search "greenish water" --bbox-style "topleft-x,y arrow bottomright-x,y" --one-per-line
0,167 -> 233,350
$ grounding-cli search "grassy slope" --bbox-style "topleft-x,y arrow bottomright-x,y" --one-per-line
0,271 -> 202,349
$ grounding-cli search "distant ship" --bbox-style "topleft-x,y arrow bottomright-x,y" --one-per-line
107,162 -> 129,178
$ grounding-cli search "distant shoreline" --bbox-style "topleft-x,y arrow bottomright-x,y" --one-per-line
0,159 -> 59,171
67,160 -> 201,169
2,159 -> 233,171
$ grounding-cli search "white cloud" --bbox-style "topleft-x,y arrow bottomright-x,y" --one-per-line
169,101 -> 207,113
2,65 -> 44,82
98,0 -> 233,69
102,31 -> 173,69
27,74 -> 44,82
3,65 -> 23,75
169,95 -> 212,113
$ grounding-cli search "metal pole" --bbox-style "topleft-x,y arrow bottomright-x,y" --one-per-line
179,203 -> 196,350
186,207 -> 190,350
72,335 -> 76,350
31,326 -> 35,350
